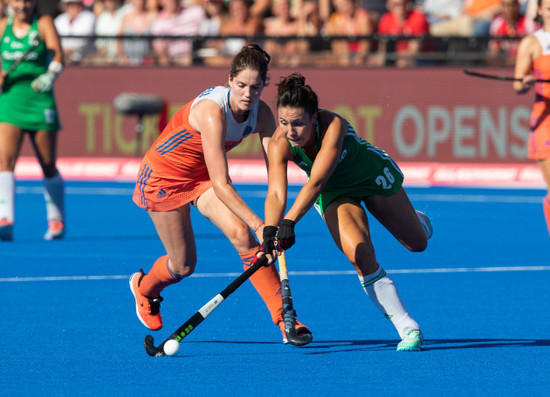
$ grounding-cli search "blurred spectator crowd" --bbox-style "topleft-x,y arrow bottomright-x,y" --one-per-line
0,0 -> 540,67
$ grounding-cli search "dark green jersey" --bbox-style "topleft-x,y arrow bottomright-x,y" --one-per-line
1,17 -> 47,83
0,15 -> 60,131
287,110 -> 403,215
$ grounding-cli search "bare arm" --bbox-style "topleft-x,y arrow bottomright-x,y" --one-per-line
192,100 -> 264,232
265,129 -> 292,226
0,17 -> 7,81
38,15 -> 64,65
514,35 -> 538,94
284,112 -> 346,223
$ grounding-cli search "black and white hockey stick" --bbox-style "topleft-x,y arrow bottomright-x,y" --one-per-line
3,39 -> 40,79
463,69 -> 550,82
144,254 -> 268,357
278,252 -> 312,347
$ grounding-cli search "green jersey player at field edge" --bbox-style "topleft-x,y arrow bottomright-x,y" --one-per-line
0,0 -> 65,241
262,73 -> 433,351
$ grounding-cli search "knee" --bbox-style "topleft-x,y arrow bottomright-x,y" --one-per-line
228,221 -> 256,248
168,255 -> 197,278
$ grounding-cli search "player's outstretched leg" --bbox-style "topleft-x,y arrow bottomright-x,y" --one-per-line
241,247 -> 312,345
359,266 -> 423,351
130,255 -> 182,330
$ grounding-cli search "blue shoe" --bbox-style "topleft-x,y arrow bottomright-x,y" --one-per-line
396,329 -> 423,351
44,220 -> 65,240
416,210 -> 433,240
0,218 -> 13,241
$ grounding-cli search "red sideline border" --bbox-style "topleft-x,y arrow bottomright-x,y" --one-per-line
14,156 -> 545,188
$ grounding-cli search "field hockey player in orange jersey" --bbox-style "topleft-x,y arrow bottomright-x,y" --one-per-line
514,0 -> 550,238
129,43 -> 312,345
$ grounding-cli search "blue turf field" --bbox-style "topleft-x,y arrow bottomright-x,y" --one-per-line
1,181 -> 549,396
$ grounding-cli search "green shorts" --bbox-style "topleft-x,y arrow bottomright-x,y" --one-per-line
0,77 -> 60,131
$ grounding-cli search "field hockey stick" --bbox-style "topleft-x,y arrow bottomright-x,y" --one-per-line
144,254 -> 268,357
463,69 -> 550,82
278,252 -> 313,347
2,39 -> 40,79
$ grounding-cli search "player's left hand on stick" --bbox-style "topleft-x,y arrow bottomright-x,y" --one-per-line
31,61 -> 63,92
276,219 -> 296,251
31,72 -> 56,92
262,225 -> 277,253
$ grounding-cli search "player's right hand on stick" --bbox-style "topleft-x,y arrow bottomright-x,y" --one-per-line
276,219 -> 296,251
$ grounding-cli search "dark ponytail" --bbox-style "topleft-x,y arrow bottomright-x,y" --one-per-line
276,73 -> 319,117
535,0 -> 543,25
229,43 -> 271,84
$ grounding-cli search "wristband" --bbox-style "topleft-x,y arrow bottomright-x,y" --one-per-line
47,61 -> 63,76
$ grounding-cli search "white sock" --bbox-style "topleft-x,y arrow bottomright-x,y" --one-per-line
44,172 -> 65,221
359,267 -> 420,339
0,171 -> 15,222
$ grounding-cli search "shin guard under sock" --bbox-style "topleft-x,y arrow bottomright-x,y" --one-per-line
241,247 -> 283,324
360,266 -> 420,339
544,195 -> 550,238
44,172 -> 65,221
139,255 -> 182,297
0,171 -> 15,222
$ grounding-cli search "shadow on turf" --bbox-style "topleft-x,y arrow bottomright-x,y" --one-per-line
186,338 -> 550,353
421,338 -> 550,351
304,338 -> 550,352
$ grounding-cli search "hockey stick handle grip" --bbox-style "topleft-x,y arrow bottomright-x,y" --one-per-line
278,252 -> 289,281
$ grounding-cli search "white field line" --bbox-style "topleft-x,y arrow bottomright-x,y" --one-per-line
1,266 -> 549,282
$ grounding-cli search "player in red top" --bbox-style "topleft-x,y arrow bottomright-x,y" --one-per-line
489,0 -> 537,64
372,0 -> 430,67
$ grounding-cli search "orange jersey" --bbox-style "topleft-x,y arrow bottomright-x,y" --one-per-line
465,0 -> 501,16
529,29 -> 550,160
133,86 -> 259,211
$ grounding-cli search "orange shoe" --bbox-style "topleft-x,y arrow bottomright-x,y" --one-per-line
44,220 -> 65,240
0,218 -> 13,241
278,318 -> 313,346
129,269 -> 163,330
